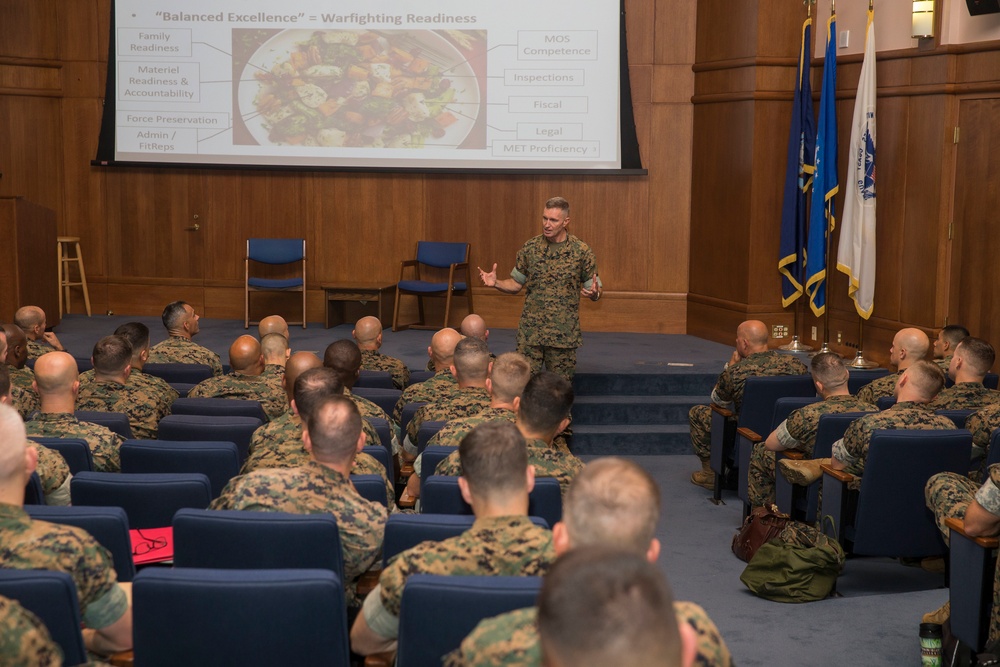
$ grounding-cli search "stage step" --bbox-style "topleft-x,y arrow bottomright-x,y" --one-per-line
572,395 -> 707,425
570,425 -> 692,456
573,372 -> 717,397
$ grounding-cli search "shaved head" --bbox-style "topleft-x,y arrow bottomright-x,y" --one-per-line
284,351 -> 323,398
33,351 -> 79,395
261,333 -> 289,365
430,328 -> 462,368
2,324 -> 28,368
323,340 -> 362,388
229,335 -> 263,374
258,315 -> 289,340
13,306 -> 44,332
460,315 -> 488,341
737,320 -> 768,348
0,403 -> 30,486
353,316 -> 383,347
891,328 -> 930,369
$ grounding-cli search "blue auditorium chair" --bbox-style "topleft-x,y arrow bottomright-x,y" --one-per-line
363,444 -> 394,483
421,475 -> 562,527
133,568 -> 348,666
400,401 -> 429,440
143,362 -> 214,385
170,396 -> 268,423
936,408 -> 975,429
397,575 -> 543,667
392,241 -> 472,332
947,516 -> 998,654
70,471 -> 212,529
351,388 -> 402,419
408,370 -> 434,386
26,505 -> 135,582
356,370 -> 395,389
352,474 -> 388,508
120,440 -> 240,499
417,420 -> 447,454
75,410 -> 133,439
367,418 -> 393,457
23,473 -> 45,506
157,414 -> 262,464
420,446 -> 456,488
383,514 -> 550,567
0,570 -> 87,666
847,368 -> 890,395
29,436 -> 93,474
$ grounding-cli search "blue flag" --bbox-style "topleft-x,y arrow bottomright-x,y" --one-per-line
804,14 -> 839,317
778,17 -> 815,307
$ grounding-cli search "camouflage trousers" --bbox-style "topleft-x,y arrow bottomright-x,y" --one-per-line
747,442 -> 776,508
924,471 -> 978,545
516,339 -> 577,381
689,405 -> 712,461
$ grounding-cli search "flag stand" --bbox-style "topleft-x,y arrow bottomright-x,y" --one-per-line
849,318 -> 879,368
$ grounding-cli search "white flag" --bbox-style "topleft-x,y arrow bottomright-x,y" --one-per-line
837,9 -> 877,319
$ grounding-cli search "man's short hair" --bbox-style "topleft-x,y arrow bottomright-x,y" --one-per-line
564,458 -> 660,554
453,337 -> 490,382
13,307 -> 42,331
304,395 -> 362,464
956,337 -> 996,376
92,336 -> 133,375
113,322 -> 150,357
538,547 -> 681,667
161,301 -> 189,330
906,360 -> 946,400
261,333 -> 289,360
489,352 -> 532,403
323,339 -> 362,384
293,367 -> 345,421
459,422 -> 528,499
810,352 -> 848,390
0,364 -> 9,398
544,196 -> 570,215
941,325 -> 971,348
519,372 -> 574,434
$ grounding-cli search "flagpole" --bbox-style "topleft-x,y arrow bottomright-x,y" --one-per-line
849,318 -> 879,368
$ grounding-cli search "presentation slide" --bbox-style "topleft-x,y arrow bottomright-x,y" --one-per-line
111,0 -> 623,170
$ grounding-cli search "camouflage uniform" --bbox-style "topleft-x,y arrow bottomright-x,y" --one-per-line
361,515 -> 554,639
0,503 -> 129,632
747,395 -> 875,508
7,365 -> 39,419
404,386 -> 491,453
832,402 -> 957,477
29,441 -> 72,506
393,370 -> 458,423
425,353 -> 497,373
210,460 -> 387,606
436,437 -> 584,497
187,372 -> 287,421
925,464 -> 1000,645
26,339 -> 56,361
147,335 -> 223,376
428,407 -> 516,449
967,403 -> 1000,477
361,349 -> 410,390
262,363 -> 285,396
0,595 -> 63,667
936,356 -> 953,373
80,367 -> 180,407
444,601 -> 733,667
344,388 -> 398,453
688,351 -> 809,460
24,412 -> 123,472
855,371 -> 900,405
510,234 -> 599,381
927,382 -> 1000,411
240,409 -> 394,504
76,379 -> 172,440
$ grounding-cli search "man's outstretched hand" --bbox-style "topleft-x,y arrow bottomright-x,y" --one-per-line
478,263 -> 498,287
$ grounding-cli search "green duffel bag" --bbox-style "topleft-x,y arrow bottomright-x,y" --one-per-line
739,520 -> 845,603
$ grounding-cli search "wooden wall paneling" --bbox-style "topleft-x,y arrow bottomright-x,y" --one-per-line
695,1 -> 758,63
648,102 -> 693,295
623,0 -> 654,66
61,99 -> 107,275
899,95 -> 948,325
1,1 -> 60,60
654,0 -> 697,65
106,282 -> 205,319
56,0 -> 102,61
0,95 -> 65,214
757,0 -> 808,59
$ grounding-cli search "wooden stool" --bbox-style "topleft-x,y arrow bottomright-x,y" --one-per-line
57,236 -> 91,316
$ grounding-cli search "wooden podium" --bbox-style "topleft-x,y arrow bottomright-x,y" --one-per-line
0,197 -> 59,325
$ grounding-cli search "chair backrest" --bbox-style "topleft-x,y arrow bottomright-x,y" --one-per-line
935,409 -> 974,429
29,437 -> 93,474
421,476 -> 562,527
120,440 -> 240,499
71,471 -> 212,529
157,414 -> 262,464
813,412 -> 873,459
351,474 -> 388,507
133,567 -> 348,667
351,387 -> 403,417
847,368 -> 890,395
356,370 -> 395,389
73,356 -> 94,373
75,410 -> 133,439
415,241 -> 469,268
25,505 -> 136,582
24,473 -> 45,506
401,401 -> 429,436
876,395 -> 897,410
171,397 -> 268,422
771,397 -> 822,429
408,371 -> 435,386
247,238 -> 305,264
737,375 -> 816,436
362,445 -> 393,483
0,570 -> 87,666
384,515 -> 550,568
420,446 -> 456,487
144,363 -> 214,384
397,574 -> 543,667
852,429 -> 972,557
417,420 -> 447,454
986,373 -> 999,390
987,428 -> 1000,468
172,509 -> 344,579
367,418 -> 393,456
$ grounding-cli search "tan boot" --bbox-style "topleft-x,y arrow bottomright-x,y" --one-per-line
922,600 -> 950,625
778,457 -> 831,485
691,460 -> 714,490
